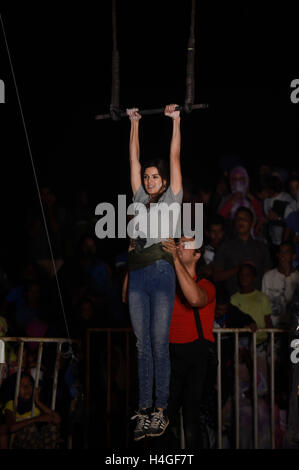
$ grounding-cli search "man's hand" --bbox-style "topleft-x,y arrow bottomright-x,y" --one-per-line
248,322 -> 258,332
162,238 -> 179,261
128,238 -> 136,252
268,209 -> 280,222
164,104 -> 180,120
126,108 -> 142,121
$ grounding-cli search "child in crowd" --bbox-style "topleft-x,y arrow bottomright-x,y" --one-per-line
1,372 -> 61,449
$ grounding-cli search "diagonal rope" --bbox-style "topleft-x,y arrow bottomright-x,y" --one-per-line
0,12 -> 71,342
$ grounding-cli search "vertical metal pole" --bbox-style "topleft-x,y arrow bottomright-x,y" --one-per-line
14,341 -> 24,410
235,332 -> 240,449
0,339 -> 5,384
253,333 -> 258,449
51,342 -> 62,410
270,332 -> 275,449
125,331 -> 130,448
67,434 -> 73,450
84,330 -> 91,449
106,331 -> 112,447
31,342 -> 43,417
217,332 -> 222,449
179,407 -> 186,449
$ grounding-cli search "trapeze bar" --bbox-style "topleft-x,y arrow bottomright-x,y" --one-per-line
95,103 -> 209,120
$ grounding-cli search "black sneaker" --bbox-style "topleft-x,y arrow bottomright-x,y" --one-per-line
147,408 -> 169,437
131,408 -> 151,441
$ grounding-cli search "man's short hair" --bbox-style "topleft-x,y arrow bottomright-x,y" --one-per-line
208,214 -> 226,229
238,263 -> 258,278
278,241 -> 296,253
235,206 -> 254,222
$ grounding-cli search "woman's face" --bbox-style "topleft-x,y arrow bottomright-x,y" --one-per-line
19,376 -> 33,401
143,167 -> 165,196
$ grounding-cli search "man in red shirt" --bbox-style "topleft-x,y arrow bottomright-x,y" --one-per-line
162,236 -> 216,448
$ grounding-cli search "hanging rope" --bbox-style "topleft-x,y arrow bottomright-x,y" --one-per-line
184,0 -> 196,113
110,0 -> 121,121
95,0 -> 208,121
0,14 -> 75,358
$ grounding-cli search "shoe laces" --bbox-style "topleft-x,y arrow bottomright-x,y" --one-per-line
150,409 -> 165,429
131,411 -> 151,431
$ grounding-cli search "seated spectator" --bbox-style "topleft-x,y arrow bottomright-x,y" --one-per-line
218,166 -> 264,237
67,235 -> 112,303
25,318 -> 49,352
230,264 -> 272,346
214,287 -> 257,331
287,175 -> 299,206
1,372 -> 61,449
25,185 -> 67,278
262,242 -> 299,328
3,281 -> 46,333
284,185 -> 299,267
208,170 -> 230,217
230,264 -> 273,448
214,287 -> 257,447
201,215 -> 226,280
213,207 -> 272,295
263,176 -> 295,253
71,297 -> 99,340
65,187 -> 97,258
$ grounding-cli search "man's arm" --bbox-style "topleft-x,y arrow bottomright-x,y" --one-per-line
127,108 -> 142,196
164,105 -> 182,196
213,265 -> 240,283
162,239 -> 207,307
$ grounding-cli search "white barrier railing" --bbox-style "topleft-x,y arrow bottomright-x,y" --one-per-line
85,327 -> 289,449
214,328 -> 288,449
0,337 -> 80,449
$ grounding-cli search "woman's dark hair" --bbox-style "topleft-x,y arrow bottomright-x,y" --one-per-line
141,158 -> 170,203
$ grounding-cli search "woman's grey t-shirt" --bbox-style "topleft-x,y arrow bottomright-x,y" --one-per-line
131,185 -> 183,249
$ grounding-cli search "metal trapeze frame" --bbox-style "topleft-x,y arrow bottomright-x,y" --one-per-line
95,0 -> 208,122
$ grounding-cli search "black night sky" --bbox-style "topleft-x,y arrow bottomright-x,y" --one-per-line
0,2 -> 299,269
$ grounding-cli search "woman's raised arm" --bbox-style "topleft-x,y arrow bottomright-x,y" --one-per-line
164,104 -> 182,196
127,108 -> 142,196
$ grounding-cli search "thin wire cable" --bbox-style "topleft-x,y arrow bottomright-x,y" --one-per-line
0,12 -> 71,340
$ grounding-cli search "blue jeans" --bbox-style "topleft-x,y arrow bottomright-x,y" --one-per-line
128,259 -> 175,409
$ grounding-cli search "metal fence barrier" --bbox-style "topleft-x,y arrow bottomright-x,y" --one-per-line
0,337 -> 80,449
85,327 -> 289,449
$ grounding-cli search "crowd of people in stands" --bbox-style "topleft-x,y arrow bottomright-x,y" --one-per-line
1,156 -> 299,448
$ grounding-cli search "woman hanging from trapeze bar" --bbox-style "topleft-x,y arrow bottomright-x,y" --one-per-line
126,104 -> 183,441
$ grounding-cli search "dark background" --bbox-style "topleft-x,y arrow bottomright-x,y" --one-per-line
0,2 -> 299,267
